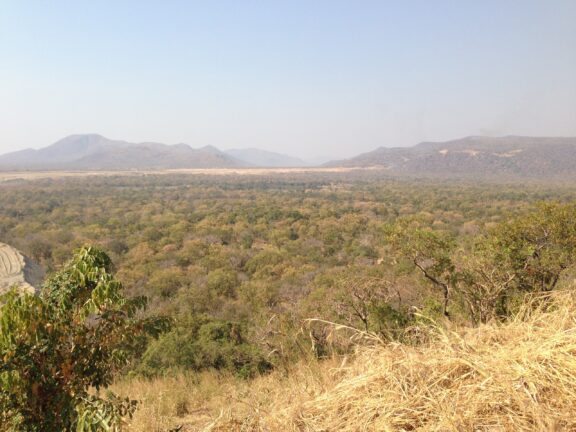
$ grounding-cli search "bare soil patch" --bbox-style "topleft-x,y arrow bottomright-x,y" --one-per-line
0,167 -> 372,183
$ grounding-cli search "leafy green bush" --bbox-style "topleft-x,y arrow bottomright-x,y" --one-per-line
206,269 -> 238,298
0,247 -> 171,431
138,316 -> 272,379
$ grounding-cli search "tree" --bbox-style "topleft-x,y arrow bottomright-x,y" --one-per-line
0,247 -> 171,431
460,202 -> 576,323
207,268 -> 238,298
138,316 -> 272,379
457,236 -> 517,324
335,276 -> 408,340
387,204 -> 576,325
490,202 -> 576,293
386,219 -> 456,317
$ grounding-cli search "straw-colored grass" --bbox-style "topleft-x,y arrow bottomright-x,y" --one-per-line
114,290 -> 576,431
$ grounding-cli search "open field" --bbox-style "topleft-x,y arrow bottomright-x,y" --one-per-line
0,167 -> 378,183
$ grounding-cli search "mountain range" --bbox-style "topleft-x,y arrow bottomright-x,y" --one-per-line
327,136 -> 576,178
1,134 -> 576,178
0,134 -> 306,170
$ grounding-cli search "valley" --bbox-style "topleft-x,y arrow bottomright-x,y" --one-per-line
2,172 -> 576,430
2,1 -> 575,429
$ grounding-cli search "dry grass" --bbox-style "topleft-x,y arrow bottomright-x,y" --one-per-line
114,290 -> 576,431
0,167 -> 370,183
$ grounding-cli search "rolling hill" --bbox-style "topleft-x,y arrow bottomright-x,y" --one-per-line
327,136 -> 576,178
0,134 -> 246,170
0,134 -> 312,170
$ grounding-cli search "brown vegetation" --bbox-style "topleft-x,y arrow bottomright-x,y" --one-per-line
2,174 -> 576,430
0,167 -> 368,183
115,289 -> 576,431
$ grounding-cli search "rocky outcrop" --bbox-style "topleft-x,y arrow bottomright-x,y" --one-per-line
0,242 -> 44,295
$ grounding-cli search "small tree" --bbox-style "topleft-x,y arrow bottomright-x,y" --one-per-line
335,276 -> 406,338
457,236 -> 517,324
386,219 -> 456,317
387,203 -> 576,325
489,202 -> 576,293
0,247 -> 171,431
460,202 -> 576,323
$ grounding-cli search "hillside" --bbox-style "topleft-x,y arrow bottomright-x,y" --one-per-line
3,174 -> 576,430
117,289 -> 576,431
0,134 -> 247,170
328,136 -> 576,178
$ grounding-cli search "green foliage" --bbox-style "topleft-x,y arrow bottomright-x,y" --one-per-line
388,203 -> 576,324
0,247 -> 171,431
147,267 -> 186,298
206,269 -> 238,298
370,302 -> 410,339
2,174 -> 576,380
489,202 -> 576,293
138,317 -> 272,379
385,218 -> 456,316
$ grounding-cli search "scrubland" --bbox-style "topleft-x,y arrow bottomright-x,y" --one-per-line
116,289 -> 576,431
2,173 -> 576,431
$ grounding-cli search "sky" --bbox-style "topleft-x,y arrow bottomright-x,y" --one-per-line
1,1 -> 575,160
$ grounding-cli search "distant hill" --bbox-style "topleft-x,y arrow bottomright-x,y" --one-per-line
326,136 -> 576,178
225,148 -> 307,167
0,134 -> 247,170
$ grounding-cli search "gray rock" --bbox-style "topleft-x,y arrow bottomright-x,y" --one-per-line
0,242 -> 44,295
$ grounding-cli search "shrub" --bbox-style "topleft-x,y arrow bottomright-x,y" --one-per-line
0,247 -> 171,431
138,317 -> 272,378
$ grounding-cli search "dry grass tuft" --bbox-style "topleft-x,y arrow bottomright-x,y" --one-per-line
115,290 -> 576,431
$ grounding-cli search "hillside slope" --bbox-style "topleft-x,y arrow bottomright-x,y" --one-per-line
118,289 -> 576,431
0,134 -> 246,170
328,136 -> 576,178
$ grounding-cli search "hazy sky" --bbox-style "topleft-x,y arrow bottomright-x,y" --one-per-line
1,1 -> 575,159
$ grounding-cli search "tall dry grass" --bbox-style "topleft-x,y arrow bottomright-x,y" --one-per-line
114,290 -> 576,431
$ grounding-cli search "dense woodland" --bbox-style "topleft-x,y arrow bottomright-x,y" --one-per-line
2,173 -> 576,380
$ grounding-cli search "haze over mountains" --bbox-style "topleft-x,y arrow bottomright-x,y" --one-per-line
1,134 -> 575,178
225,148 -> 307,167
327,136 -> 576,178
0,134 -> 307,170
